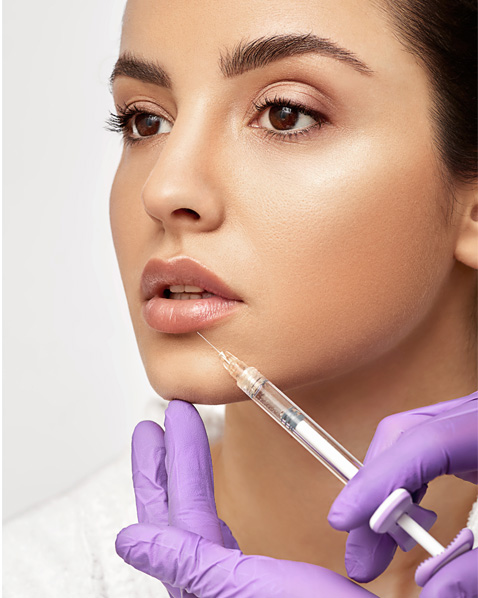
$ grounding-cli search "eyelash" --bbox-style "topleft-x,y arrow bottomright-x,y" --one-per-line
105,96 -> 326,146
105,103 -> 149,146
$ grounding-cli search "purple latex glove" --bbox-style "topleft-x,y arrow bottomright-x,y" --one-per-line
328,391 -> 478,597
116,400 -> 377,598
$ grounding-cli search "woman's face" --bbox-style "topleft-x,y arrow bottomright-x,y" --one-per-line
110,0 -> 456,403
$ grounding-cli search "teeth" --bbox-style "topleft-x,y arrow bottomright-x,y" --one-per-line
168,284 -> 205,293
169,292 -> 214,300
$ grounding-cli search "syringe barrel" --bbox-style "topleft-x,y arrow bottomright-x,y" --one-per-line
225,357 -> 449,558
236,367 -> 362,484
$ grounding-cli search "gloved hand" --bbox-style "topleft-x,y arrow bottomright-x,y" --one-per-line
328,391 -> 478,597
116,400 -> 377,597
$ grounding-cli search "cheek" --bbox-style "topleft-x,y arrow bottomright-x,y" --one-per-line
110,156 -> 137,265
109,151 -> 155,296
233,133 -> 453,385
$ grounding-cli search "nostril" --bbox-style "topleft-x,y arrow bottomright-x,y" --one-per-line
172,208 -> 200,220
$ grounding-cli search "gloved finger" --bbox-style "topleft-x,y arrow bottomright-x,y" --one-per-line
426,394 -> 478,484
132,423 -> 179,598
420,548 -> 478,598
364,394 -> 477,463
344,523 -> 397,582
132,420 -> 168,525
115,523 -> 379,598
329,401 -> 478,531
164,400 -> 224,543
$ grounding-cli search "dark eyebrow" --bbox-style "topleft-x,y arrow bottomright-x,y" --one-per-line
110,32 -> 373,89
109,52 -> 173,90
219,33 -> 374,77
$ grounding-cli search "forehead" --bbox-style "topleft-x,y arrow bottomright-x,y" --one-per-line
120,0 -> 407,77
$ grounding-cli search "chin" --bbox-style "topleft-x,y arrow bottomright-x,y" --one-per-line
142,349 -> 246,405
150,379 -> 246,405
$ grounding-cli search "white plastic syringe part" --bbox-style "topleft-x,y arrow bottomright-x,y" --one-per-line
294,419 -> 360,481
397,513 -> 444,557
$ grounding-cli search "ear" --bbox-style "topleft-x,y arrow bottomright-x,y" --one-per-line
453,184 -> 478,270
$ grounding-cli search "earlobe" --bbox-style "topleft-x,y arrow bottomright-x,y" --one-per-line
454,202 -> 478,270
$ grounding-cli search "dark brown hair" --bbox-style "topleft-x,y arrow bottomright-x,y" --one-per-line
374,0 -> 477,188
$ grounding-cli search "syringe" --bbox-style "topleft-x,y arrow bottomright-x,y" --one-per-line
197,333 -> 475,586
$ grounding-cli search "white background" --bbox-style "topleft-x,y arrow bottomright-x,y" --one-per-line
3,0 -> 157,520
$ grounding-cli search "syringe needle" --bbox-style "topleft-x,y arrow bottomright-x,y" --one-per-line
197,333 -> 241,374
196,332 -> 222,354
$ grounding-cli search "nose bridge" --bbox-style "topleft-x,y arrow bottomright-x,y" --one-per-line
142,100 -> 226,234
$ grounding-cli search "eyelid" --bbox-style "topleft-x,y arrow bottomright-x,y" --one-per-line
247,80 -> 330,116
117,100 -> 174,124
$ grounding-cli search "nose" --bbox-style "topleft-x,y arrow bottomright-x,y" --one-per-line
141,117 -> 226,235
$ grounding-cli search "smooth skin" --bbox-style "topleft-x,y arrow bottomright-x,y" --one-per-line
109,0 -> 478,596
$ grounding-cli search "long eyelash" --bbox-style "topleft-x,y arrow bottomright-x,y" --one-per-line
105,104 -> 137,132
253,94 -> 326,142
104,104 -> 146,145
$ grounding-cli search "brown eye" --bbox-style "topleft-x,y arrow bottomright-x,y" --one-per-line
133,113 -> 163,137
268,105 -> 300,130
256,102 -> 319,134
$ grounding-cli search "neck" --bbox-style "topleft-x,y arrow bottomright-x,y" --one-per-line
211,264 -> 477,598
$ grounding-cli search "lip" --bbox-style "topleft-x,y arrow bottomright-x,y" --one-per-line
140,257 -> 243,334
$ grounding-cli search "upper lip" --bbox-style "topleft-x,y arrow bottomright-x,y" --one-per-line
141,257 -> 242,302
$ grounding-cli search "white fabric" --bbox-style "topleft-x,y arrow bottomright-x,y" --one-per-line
467,497 -> 478,548
3,398 -> 478,597
3,400 -> 225,598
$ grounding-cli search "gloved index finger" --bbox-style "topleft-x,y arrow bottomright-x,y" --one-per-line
132,420 -> 169,526
165,400 -> 223,543
364,393 -> 477,463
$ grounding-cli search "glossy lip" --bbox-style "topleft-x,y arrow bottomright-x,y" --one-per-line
140,257 -> 243,334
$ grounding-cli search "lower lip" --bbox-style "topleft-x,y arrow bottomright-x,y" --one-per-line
142,295 -> 243,334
